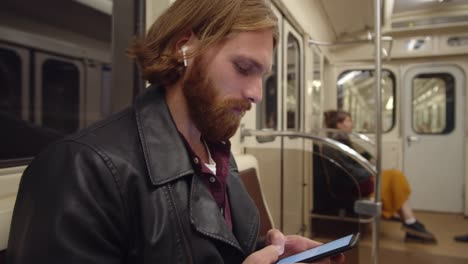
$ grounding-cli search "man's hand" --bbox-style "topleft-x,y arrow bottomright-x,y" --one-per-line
242,244 -> 283,264
243,229 -> 345,264
279,234 -> 345,264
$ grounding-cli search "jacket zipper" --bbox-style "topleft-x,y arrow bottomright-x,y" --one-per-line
167,184 -> 194,264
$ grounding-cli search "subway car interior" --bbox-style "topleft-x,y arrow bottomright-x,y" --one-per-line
1,0 -> 468,263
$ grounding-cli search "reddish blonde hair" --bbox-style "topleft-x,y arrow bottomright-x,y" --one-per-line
128,0 -> 279,86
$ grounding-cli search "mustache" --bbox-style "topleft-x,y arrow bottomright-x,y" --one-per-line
222,98 -> 252,113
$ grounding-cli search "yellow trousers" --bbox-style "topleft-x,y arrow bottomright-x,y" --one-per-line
380,169 -> 411,219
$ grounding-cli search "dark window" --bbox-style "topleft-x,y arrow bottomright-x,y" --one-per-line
0,49 -> 64,161
0,48 -> 22,118
258,52 -> 278,130
41,59 -> 80,134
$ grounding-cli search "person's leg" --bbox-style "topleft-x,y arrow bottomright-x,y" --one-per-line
398,200 -> 436,243
381,170 -> 411,219
398,200 -> 416,223
382,170 -> 437,243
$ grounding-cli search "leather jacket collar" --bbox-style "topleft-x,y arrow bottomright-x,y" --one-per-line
134,85 -> 195,186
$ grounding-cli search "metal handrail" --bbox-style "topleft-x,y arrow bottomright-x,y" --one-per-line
308,32 -> 394,59
308,128 -> 375,146
240,128 -> 377,175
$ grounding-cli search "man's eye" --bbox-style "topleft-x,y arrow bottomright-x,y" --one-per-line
235,63 -> 251,75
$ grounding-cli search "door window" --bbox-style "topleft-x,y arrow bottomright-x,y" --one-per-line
286,33 -> 301,130
412,73 -> 455,134
310,48 -> 322,130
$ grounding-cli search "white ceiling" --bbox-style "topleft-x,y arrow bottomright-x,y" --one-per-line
319,0 -> 374,38
393,0 -> 468,14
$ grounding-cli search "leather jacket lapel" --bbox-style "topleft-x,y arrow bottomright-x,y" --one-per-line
189,174 -> 243,251
227,161 -> 260,254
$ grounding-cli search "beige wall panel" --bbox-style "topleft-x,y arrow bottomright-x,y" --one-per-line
278,0 -> 335,42
282,149 -> 304,235
246,148 -> 310,235
146,0 -> 172,30
245,148 -> 282,228
303,150 -> 313,237
0,166 -> 25,251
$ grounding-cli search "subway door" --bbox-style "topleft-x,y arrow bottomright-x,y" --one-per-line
281,20 -> 305,235
402,64 -> 465,213
34,52 -> 85,134
243,4 -> 284,231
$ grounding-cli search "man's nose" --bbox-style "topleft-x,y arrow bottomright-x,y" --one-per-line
243,77 -> 263,104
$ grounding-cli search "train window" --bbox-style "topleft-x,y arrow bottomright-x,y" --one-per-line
447,36 -> 468,47
101,65 -> 113,117
0,51 -> 66,162
310,48 -> 322,130
405,37 -> 431,51
286,33 -> 301,130
1,0 -> 119,167
41,59 -> 80,134
412,73 -> 455,134
0,48 -> 22,118
337,70 -> 396,133
257,52 -> 278,130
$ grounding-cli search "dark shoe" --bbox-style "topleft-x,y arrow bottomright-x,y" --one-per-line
405,233 -> 437,244
402,221 -> 437,243
454,234 -> 468,242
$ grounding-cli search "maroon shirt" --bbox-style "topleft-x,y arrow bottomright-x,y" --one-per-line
181,136 -> 233,229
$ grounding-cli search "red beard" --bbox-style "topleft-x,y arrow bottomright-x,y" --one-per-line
182,56 -> 251,142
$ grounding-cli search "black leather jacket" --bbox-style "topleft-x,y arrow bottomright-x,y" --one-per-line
7,85 -> 260,263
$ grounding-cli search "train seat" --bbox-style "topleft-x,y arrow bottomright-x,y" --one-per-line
311,145 -> 373,237
235,154 -> 274,238
0,167 -> 23,264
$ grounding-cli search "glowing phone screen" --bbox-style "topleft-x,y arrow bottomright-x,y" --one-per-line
276,234 -> 353,264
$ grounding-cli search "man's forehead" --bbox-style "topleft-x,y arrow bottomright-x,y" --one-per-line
224,30 -> 273,61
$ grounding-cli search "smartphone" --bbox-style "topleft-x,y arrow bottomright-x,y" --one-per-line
276,233 -> 359,264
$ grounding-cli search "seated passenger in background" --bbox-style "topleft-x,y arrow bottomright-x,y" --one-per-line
323,110 -> 437,244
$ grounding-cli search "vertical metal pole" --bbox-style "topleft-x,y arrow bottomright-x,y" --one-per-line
373,0 -> 382,264
280,136 -> 284,231
133,0 -> 146,95
111,0 -> 135,113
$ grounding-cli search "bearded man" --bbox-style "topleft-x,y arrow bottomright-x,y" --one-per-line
7,0 -> 344,263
